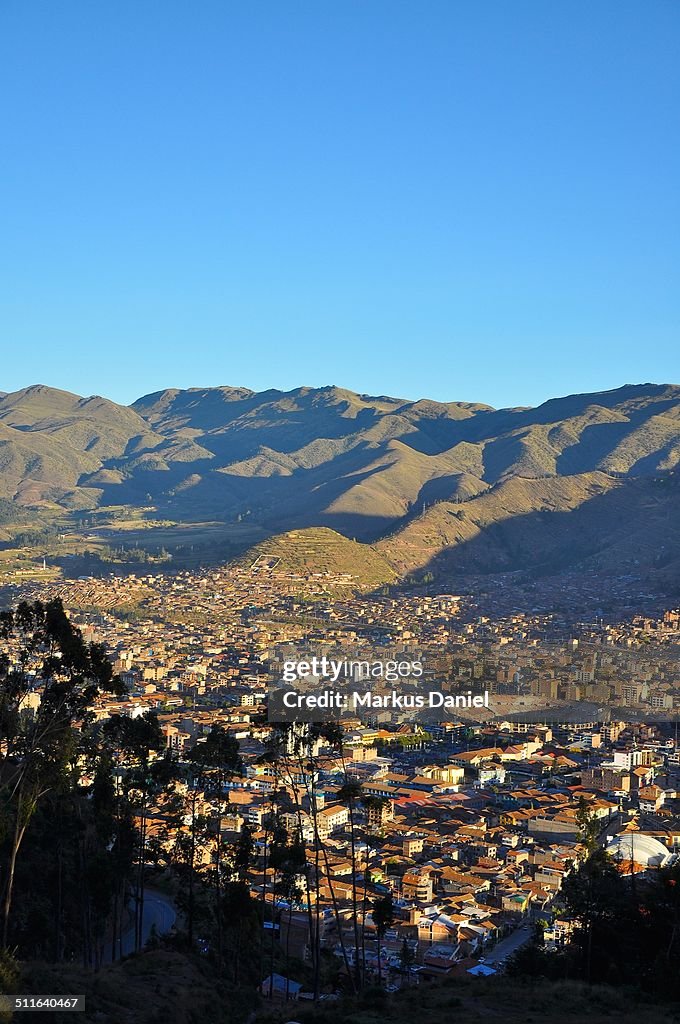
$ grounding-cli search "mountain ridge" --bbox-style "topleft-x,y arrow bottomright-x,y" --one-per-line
0,381 -> 678,583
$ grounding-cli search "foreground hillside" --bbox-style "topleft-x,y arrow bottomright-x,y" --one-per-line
259,977 -> 680,1024
15,955 -> 678,1024
0,381 -> 679,586
19,951 -> 255,1024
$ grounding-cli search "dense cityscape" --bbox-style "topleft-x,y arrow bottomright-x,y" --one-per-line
1,555 -> 679,1019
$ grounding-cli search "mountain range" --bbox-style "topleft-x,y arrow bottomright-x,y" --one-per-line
0,381 -> 679,585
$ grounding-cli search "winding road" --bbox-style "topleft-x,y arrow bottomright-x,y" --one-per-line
104,888 -> 177,962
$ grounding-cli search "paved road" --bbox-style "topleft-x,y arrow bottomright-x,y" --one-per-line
105,888 -> 177,961
483,924 -> 532,966
597,811 -> 624,846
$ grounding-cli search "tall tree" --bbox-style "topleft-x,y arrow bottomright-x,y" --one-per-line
0,599 -> 124,946
100,711 -> 168,952
188,725 -> 242,959
575,796 -> 600,855
399,936 -> 415,986
337,777 -> 363,990
560,848 -> 622,982
372,892 -> 394,987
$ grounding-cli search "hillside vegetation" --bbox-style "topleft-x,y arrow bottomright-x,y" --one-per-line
258,976 -> 680,1024
16,954 -> 679,1024
19,950 -> 255,1024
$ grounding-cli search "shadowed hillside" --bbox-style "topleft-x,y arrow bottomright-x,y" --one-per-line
258,975 -> 679,1024
376,469 -> 680,582
16,954 -> 679,1024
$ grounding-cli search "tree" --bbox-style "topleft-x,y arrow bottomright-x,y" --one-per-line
184,726 -> 242,951
656,861 -> 680,963
509,852 -> 680,1000
263,724 -> 321,999
96,755 -> 136,964
0,599 -> 124,946
559,848 -> 622,982
223,824 -> 256,985
372,893 -> 394,987
398,937 -> 415,986
270,826 -> 306,1000
337,777 -> 363,990
575,796 -> 600,854
261,722 -> 358,998
100,711 -> 168,952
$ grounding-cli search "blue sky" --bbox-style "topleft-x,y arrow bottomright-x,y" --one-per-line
1,1 -> 678,408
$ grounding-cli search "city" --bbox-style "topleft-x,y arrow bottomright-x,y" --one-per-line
1,555 -> 679,1018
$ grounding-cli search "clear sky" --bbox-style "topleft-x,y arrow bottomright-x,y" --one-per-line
1,1 -> 678,409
